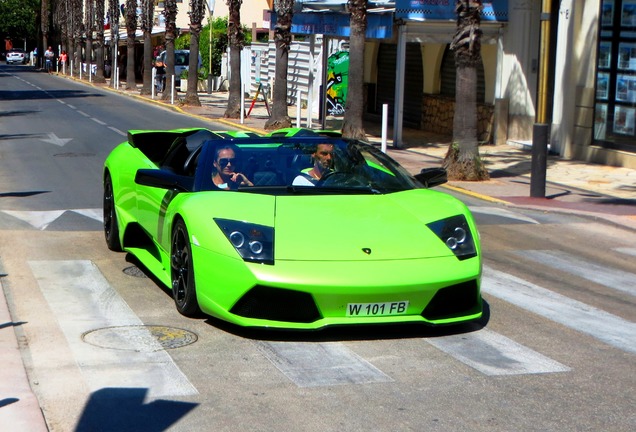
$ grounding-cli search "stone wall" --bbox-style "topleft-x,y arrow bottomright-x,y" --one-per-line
422,94 -> 495,143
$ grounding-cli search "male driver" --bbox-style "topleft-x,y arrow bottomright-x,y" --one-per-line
292,143 -> 334,186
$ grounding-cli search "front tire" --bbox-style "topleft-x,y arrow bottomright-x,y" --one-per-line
103,173 -> 122,251
171,220 -> 200,317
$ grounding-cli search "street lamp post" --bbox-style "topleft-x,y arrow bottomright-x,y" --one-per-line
207,0 -> 216,94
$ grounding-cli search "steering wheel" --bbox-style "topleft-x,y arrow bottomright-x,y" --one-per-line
319,171 -> 367,187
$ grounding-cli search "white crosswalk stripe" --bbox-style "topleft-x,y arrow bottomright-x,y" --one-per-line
482,266 -> 636,354
1,209 -> 102,230
426,328 -> 570,376
515,250 -> 636,297
29,260 -> 198,397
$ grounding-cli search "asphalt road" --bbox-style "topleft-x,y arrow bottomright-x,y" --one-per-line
1,65 -> 635,432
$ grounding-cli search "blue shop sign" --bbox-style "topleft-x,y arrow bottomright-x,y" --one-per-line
395,0 -> 508,22
271,12 -> 393,38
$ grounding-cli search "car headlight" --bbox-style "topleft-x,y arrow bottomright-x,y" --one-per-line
214,219 -> 274,265
427,215 -> 477,260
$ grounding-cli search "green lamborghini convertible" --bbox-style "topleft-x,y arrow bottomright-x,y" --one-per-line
103,127 -> 482,329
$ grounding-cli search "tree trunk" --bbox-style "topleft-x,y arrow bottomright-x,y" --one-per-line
140,0 -> 155,94
444,0 -> 489,181
342,0 -> 367,139
94,0 -> 106,83
184,0 -> 204,106
264,0 -> 293,130
125,0 -> 137,90
162,0 -> 178,100
224,0 -> 244,118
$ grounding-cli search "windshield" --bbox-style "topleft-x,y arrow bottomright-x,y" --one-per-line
196,136 -> 420,194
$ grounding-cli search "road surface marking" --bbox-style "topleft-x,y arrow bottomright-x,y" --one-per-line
29,260 -> 198,397
482,266 -> 636,354
1,209 -> 102,229
108,126 -> 126,136
2,210 -> 65,230
426,328 -> 570,376
470,206 -> 540,224
615,247 -> 636,257
515,250 -> 636,297
255,341 -> 392,388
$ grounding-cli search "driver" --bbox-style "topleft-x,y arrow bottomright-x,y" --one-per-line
211,145 -> 253,190
292,143 -> 334,186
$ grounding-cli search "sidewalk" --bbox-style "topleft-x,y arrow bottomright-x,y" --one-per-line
105,81 -> 635,231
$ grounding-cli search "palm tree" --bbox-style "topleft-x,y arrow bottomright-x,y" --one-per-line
85,0 -> 94,80
264,0 -> 293,130
444,0 -> 489,181
73,0 -> 83,76
125,0 -> 137,90
184,0 -> 205,105
224,0 -> 244,118
41,0 -> 50,63
341,0 -> 366,139
94,0 -> 106,82
162,0 -> 178,100
108,0 -> 120,88
140,0 -> 155,95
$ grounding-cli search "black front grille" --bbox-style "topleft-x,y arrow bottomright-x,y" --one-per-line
230,286 -> 322,323
422,280 -> 481,321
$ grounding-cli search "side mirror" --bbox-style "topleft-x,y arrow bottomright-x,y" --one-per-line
414,167 -> 447,188
135,169 -> 193,192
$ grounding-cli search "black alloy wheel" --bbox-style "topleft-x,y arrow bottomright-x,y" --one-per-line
103,173 -> 122,251
171,220 -> 201,317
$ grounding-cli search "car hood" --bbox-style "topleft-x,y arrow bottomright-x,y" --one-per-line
274,190 -> 465,261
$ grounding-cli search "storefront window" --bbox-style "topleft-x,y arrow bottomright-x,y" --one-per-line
595,0 -> 636,151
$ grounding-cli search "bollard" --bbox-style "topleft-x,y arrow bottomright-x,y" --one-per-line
530,123 -> 549,198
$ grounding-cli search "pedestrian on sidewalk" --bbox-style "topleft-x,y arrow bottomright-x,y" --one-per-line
44,46 -> 54,73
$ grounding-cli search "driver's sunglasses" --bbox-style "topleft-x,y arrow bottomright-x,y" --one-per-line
217,157 -> 237,168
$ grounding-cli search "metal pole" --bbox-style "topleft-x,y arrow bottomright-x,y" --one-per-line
381,104 -> 388,153
530,0 -> 552,198
207,0 -> 216,94
392,24 -> 406,148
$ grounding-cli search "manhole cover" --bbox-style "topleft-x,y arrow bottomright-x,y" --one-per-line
123,266 -> 147,278
82,325 -> 198,352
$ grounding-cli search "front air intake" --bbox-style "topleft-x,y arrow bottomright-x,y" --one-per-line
422,280 -> 481,320
230,286 -> 321,323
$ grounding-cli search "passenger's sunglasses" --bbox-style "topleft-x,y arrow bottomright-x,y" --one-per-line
217,158 -> 237,168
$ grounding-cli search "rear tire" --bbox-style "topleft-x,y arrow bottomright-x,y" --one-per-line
103,173 -> 122,251
171,220 -> 201,317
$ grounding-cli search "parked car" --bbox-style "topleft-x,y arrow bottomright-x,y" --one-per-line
154,49 -> 203,92
6,48 -> 29,65
103,127 -> 483,329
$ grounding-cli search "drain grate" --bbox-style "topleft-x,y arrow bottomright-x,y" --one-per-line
82,325 -> 198,352
53,152 -> 95,158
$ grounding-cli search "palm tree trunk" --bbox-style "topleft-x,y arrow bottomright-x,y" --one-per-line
264,0 -> 293,129
443,0 -> 489,181
224,0 -> 244,118
185,0 -> 205,106
125,0 -> 137,90
342,0 -> 367,139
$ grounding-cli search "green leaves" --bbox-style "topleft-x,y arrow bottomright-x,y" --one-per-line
0,0 -> 38,39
